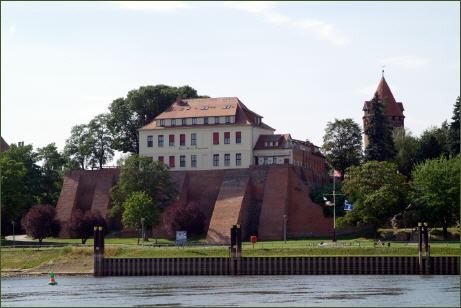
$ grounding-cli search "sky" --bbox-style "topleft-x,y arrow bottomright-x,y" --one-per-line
1,1 -> 460,165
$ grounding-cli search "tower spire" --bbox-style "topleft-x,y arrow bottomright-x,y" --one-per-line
381,65 -> 385,77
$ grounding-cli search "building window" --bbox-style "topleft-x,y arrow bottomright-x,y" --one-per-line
158,156 -> 164,164
169,156 -> 175,168
236,131 -> 241,144
191,133 -> 197,146
236,153 -> 241,166
180,155 -> 186,168
224,132 -> 230,144
158,135 -> 164,147
171,119 -> 176,126
160,119 -> 165,126
272,157 -> 277,164
169,134 -> 175,147
224,154 -> 230,166
180,134 -> 186,146
214,116 -> 220,124
191,155 -> 197,168
213,132 -> 219,145
264,157 -> 268,165
182,118 -> 187,126
255,117 -> 261,124
213,154 -> 219,167
204,117 -> 209,125
147,135 -> 153,147
225,116 -> 231,124
192,118 -> 197,125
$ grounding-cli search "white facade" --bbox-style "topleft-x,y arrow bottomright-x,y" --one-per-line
139,124 -> 273,171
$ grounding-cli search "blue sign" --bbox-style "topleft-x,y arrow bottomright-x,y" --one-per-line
176,231 -> 187,246
344,199 -> 354,211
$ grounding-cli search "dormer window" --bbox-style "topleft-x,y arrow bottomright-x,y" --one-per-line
225,116 -> 231,124
204,117 -> 209,125
215,117 -> 220,124
192,118 -> 197,125
264,141 -> 268,147
255,117 -> 261,124
182,118 -> 187,126
275,141 -> 278,147
171,119 -> 176,126
160,119 -> 165,126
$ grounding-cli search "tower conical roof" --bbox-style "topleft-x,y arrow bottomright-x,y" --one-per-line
364,76 -> 404,117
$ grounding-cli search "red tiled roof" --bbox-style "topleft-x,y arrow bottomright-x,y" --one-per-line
363,77 -> 404,117
140,97 -> 274,131
156,97 -> 239,119
254,134 -> 289,150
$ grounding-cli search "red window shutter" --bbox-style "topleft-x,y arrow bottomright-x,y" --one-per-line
158,156 -> 164,163
180,134 -> 185,145
169,156 -> 175,167
169,135 -> 175,142
224,132 -> 230,138
213,132 -> 219,145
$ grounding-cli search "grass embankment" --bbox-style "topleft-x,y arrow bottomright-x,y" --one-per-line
2,239 -> 459,275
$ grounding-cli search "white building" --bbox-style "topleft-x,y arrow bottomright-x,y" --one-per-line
139,97 -> 324,171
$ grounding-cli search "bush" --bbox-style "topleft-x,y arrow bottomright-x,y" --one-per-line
162,201 -> 206,236
69,209 -> 107,244
21,204 -> 60,244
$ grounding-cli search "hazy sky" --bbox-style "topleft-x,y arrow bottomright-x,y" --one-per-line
2,1 -> 459,164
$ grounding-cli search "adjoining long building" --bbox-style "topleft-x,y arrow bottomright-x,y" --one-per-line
138,97 -> 325,175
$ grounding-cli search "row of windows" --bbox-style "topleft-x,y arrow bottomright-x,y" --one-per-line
147,131 -> 242,148
159,153 -> 242,168
159,116 -> 233,127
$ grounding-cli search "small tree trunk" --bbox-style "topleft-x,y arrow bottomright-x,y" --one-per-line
442,224 -> 449,240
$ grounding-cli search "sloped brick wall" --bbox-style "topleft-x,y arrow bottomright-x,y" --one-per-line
206,169 -> 251,243
56,169 -> 119,237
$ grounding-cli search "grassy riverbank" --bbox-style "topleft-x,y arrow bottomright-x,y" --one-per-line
2,239 -> 459,276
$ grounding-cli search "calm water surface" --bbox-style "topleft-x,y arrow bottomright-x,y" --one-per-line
1,275 -> 459,307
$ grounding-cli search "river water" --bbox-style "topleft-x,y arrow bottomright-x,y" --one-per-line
1,275 -> 459,307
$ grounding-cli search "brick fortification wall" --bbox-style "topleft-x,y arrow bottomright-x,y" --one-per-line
56,165 -> 333,242
55,169 -> 120,237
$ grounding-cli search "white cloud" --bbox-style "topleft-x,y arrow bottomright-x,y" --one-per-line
110,1 -> 191,12
222,1 -> 349,46
381,56 -> 429,69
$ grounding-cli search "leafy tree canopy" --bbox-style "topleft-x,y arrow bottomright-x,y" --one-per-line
411,155 -> 460,239
110,154 -> 178,218
322,118 -> 362,179
392,128 -> 421,178
69,209 -> 107,244
21,204 -> 60,244
448,96 -> 460,156
339,161 -> 408,234
107,85 -> 205,153
88,113 -> 114,169
364,94 -> 395,162
122,191 -> 160,240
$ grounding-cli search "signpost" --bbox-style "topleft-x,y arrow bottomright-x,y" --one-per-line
176,231 -> 187,246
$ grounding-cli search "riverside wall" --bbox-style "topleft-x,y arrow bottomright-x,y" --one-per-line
95,256 -> 459,276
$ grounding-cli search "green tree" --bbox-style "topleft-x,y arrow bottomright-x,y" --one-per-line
417,123 -> 450,161
310,182 -> 346,218
339,161 -> 408,235
364,94 -> 395,162
448,96 -> 460,156
107,85 -> 203,153
110,155 -> 177,219
88,114 -> 114,169
122,191 -> 159,241
64,124 -> 94,169
322,118 -> 362,179
392,128 -> 421,178
36,143 -> 66,205
411,155 -> 460,239
0,144 -> 41,235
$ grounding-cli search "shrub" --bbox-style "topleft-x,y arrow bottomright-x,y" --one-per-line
69,209 -> 107,244
21,204 -> 60,244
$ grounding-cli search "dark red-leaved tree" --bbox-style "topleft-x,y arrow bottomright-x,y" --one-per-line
165,201 -> 206,237
21,204 -> 60,244
69,209 -> 107,244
